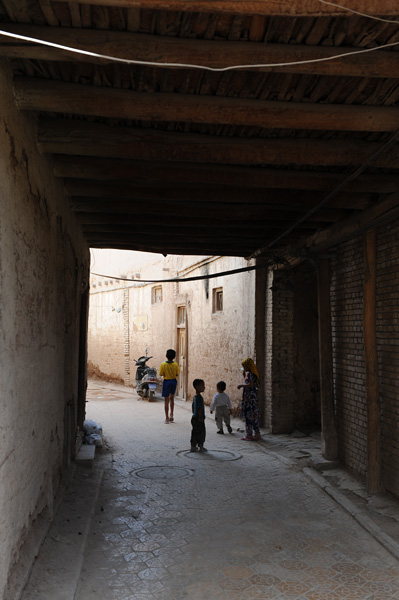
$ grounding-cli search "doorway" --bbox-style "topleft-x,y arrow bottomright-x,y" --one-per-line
177,306 -> 187,399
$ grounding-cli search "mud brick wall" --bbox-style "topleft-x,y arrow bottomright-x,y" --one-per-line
330,237 -> 367,477
264,270 -> 274,430
292,263 -> 320,429
330,220 -> 399,497
376,221 -> 399,497
265,264 -> 320,434
0,62 -> 89,599
267,270 -> 295,433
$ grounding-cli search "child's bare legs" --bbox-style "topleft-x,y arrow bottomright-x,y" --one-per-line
164,394 -> 175,422
164,397 -> 170,422
169,394 -> 175,421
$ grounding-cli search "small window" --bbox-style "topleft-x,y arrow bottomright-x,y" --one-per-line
152,286 -> 163,304
212,287 -> 223,313
177,306 -> 186,326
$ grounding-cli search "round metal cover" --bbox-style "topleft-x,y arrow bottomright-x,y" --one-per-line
133,466 -> 193,480
178,449 -> 242,461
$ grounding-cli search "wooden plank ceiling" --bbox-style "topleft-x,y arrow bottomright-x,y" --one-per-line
1,0 -> 399,258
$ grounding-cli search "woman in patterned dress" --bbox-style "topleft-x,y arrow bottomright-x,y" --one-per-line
238,358 -> 261,441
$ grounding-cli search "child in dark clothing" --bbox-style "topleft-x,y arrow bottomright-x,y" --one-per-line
190,379 -> 206,452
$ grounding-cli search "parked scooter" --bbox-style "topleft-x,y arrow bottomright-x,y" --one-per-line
134,350 -> 158,401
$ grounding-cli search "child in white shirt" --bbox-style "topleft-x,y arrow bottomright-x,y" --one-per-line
210,381 -> 233,434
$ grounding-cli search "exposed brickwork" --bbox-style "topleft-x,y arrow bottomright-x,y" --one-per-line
330,237 -> 367,478
376,221 -> 399,497
330,220 -> 399,497
269,270 -> 295,433
265,265 -> 319,434
122,289 -> 130,386
265,270 -> 273,430
293,263 -> 320,428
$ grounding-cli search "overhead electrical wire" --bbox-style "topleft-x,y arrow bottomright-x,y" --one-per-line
1,30 -> 399,72
317,0 -> 399,24
0,0 -> 399,73
91,263 -> 272,284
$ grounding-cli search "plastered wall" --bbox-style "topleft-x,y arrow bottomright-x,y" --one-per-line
0,62 -> 89,599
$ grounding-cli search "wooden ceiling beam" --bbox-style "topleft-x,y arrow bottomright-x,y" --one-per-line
54,156 -> 399,195
85,234 -> 310,255
85,232 -> 276,247
14,78 -> 399,132
78,214 -> 324,229
49,0 -> 399,17
66,182 -> 371,210
87,242 -> 255,257
72,200 -> 294,217
71,199 -> 348,221
82,223 -> 282,234
1,24 -> 398,78
39,120 -> 399,168
89,247 -> 252,257
301,192 -> 399,252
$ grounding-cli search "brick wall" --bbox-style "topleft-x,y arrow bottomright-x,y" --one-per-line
330,220 -> 399,496
265,265 -> 320,433
376,221 -> 399,497
330,237 -> 367,477
293,263 -> 320,428
269,270 -> 295,433
265,270 -> 273,430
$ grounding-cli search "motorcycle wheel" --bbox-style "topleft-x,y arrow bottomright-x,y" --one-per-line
148,390 -> 155,402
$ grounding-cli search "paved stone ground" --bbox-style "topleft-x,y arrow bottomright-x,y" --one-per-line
73,380 -> 399,600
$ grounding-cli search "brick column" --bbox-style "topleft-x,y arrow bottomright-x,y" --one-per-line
122,288 -> 130,386
255,258 -> 267,426
268,270 -> 295,433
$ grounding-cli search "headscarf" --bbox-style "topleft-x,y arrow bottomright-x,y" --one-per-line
242,358 -> 259,386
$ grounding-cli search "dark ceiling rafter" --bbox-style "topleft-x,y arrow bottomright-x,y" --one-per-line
13,77 -> 399,132
47,0 -> 399,17
1,24 -> 399,79
36,119 -> 399,168
53,156 -> 399,194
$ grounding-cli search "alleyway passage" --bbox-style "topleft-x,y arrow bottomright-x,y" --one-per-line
69,381 -> 399,600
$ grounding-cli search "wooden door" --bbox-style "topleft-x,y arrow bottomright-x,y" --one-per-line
177,306 -> 187,399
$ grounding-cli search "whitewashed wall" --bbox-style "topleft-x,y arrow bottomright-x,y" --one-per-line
0,62 -> 89,600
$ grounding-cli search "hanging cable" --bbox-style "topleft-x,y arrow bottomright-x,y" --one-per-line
317,0 -> 399,24
91,262 -> 275,283
1,25 -> 399,72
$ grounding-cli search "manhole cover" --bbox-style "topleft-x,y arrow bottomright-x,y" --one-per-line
132,466 -> 193,480
177,449 -> 242,461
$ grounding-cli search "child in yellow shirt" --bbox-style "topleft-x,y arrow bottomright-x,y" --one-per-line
159,349 -> 180,423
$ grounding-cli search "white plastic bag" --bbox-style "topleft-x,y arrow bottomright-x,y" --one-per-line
86,433 -> 103,447
84,419 -> 102,435
83,419 -> 103,446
